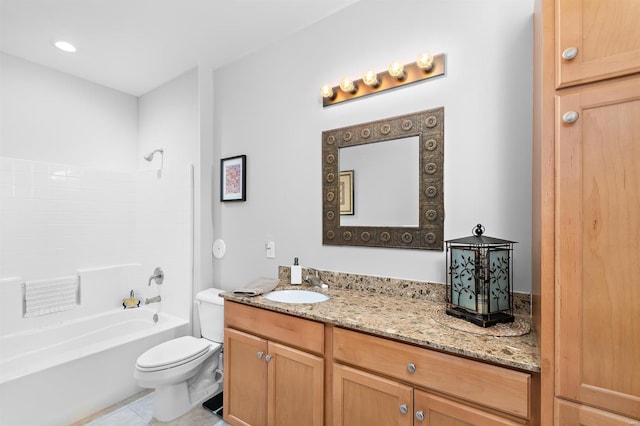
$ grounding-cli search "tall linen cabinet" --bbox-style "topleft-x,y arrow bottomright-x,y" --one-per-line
533,0 -> 640,424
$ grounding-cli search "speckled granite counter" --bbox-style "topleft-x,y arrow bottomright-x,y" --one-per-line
221,271 -> 540,373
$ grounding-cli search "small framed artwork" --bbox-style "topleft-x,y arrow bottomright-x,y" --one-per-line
220,155 -> 246,202
339,170 -> 354,215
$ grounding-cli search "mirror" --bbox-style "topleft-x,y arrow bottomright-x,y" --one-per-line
322,107 -> 444,250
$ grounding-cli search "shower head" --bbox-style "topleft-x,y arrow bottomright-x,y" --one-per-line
144,149 -> 163,161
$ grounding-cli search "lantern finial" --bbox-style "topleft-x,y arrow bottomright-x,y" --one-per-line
473,224 -> 485,236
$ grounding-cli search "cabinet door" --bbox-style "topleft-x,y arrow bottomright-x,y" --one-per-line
557,0 -> 640,87
556,76 -> 640,419
414,390 -> 521,426
333,363 -> 413,426
556,399 -> 640,426
267,342 -> 324,426
224,328 -> 268,426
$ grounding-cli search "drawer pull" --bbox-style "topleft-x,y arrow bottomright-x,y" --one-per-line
561,46 -> 578,61
257,351 -> 264,359
399,404 -> 408,414
265,354 -> 272,362
407,363 -> 416,373
415,410 -> 425,421
562,111 -> 579,124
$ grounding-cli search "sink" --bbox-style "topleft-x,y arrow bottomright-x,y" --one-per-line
262,290 -> 329,304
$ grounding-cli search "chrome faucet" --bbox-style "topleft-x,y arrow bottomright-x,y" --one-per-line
148,267 -> 164,286
145,295 -> 161,304
304,268 -> 329,289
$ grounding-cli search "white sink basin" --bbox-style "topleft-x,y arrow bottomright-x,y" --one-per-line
262,290 -> 329,304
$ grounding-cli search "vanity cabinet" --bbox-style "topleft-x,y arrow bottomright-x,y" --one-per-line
534,0 -> 640,423
332,328 -> 532,425
223,301 -> 324,426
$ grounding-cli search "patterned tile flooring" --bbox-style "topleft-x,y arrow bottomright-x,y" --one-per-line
73,390 -> 230,426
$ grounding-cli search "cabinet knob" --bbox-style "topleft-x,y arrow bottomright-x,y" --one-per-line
415,410 -> 425,421
407,363 -> 416,373
265,354 -> 272,362
257,351 -> 264,359
562,46 -> 578,61
399,404 -> 408,414
562,111 -> 579,124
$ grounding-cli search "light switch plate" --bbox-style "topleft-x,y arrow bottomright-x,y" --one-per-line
265,241 -> 276,258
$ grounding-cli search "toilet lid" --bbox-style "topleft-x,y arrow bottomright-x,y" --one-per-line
136,336 -> 215,371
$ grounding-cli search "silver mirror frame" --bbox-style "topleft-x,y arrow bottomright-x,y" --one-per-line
322,107 -> 444,250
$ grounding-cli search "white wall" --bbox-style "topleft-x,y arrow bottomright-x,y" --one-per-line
0,53 -> 138,171
213,0 -> 534,292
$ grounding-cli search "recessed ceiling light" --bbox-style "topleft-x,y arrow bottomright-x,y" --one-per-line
54,40 -> 77,53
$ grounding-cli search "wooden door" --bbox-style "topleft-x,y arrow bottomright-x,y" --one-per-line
414,390 -> 521,426
333,363 -> 413,426
556,399 -> 640,426
556,76 -> 640,420
224,328 -> 268,426
267,342 -> 324,426
556,0 -> 640,87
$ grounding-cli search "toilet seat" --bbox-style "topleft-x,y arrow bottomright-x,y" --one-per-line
136,336 -> 218,372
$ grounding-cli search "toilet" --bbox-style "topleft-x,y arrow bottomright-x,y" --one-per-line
134,288 -> 224,422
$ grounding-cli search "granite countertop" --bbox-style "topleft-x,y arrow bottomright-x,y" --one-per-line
221,281 -> 540,373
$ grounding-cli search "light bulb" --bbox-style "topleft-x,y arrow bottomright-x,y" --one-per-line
362,70 -> 379,87
320,84 -> 335,99
417,51 -> 434,71
388,61 -> 405,79
339,78 -> 356,94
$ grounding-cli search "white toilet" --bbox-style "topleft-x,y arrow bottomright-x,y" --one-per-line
134,288 -> 224,422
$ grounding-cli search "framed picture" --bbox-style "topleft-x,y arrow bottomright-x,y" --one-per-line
339,170 -> 354,215
220,155 -> 246,202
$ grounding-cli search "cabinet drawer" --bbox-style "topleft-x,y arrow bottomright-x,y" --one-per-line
333,327 -> 530,419
224,301 -> 324,355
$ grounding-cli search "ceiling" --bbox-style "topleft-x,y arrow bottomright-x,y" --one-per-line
0,0 -> 358,96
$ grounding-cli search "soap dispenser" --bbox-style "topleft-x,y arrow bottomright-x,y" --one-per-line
291,257 -> 302,285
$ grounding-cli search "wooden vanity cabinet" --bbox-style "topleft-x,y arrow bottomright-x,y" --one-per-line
332,328 -> 533,426
223,301 -> 324,426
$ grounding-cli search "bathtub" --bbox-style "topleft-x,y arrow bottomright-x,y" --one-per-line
0,306 -> 188,426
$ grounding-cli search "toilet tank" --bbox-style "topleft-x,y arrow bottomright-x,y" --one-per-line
196,288 -> 224,343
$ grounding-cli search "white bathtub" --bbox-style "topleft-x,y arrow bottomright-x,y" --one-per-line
0,307 -> 188,426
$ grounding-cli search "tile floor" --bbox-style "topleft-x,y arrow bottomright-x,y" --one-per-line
72,390 -> 230,426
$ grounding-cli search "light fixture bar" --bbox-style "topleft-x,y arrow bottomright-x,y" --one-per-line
322,53 -> 445,107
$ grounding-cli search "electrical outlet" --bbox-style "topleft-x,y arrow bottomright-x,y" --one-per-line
265,241 -> 276,258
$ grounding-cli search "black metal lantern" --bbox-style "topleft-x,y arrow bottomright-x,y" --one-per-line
446,224 -> 515,327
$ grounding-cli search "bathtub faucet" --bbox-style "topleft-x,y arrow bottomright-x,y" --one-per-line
148,267 -> 164,286
145,295 -> 161,304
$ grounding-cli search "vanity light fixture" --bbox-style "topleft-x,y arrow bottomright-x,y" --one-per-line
321,51 -> 445,107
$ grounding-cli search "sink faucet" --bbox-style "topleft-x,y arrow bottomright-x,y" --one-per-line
304,268 -> 328,289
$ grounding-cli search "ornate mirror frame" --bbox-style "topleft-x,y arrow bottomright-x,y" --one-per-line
322,107 -> 444,250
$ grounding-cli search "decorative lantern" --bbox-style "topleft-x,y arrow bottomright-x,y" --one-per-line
446,224 -> 515,327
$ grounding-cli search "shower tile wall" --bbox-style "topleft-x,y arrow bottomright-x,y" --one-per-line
0,156 -> 136,279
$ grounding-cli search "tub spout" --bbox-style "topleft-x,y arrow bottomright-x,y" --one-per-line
145,295 -> 161,304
